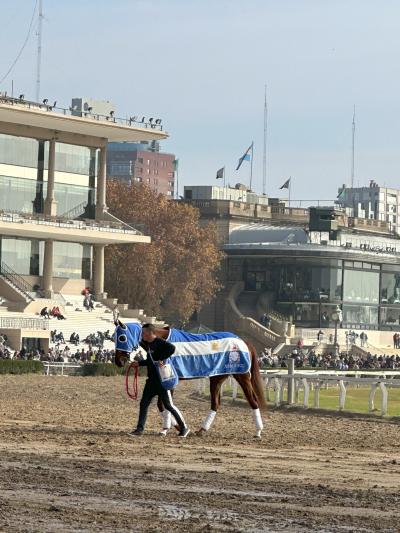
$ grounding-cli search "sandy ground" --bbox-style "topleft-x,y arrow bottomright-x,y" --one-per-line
0,375 -> 400,532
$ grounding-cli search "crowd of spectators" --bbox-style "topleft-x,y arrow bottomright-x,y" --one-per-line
0,329 -> 115,364
259,347 -> 400,370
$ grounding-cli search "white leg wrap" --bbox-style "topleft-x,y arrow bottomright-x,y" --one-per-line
252,408 -> 263,437
171,415 -> 178,427
162,410 -> 172,430
201,410 -> 217,431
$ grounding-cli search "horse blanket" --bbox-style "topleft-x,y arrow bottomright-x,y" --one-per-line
167,329 -> 251,379
114,323 -> 251,380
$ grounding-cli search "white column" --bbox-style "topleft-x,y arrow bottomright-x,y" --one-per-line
96,146 -> 107,220
44,139 -> 57,216
42,240 -> 53,298
93,244 -> 105,299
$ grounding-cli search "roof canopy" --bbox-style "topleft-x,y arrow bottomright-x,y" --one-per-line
229,224 -> 308,245
0,101 -> 168,144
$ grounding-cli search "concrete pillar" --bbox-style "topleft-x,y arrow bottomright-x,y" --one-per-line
42,240 -> 53,298
93,244 -> 105,299
96,146 -> 107,220
44,139 -> 57,216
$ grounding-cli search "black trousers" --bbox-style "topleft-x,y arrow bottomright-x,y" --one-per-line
136,379 -> 186,432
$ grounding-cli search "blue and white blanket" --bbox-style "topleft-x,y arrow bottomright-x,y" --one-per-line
115,323 -> 251,380
167,329 -> 251,378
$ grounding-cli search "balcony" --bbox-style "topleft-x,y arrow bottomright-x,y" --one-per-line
0,210 -> 150,245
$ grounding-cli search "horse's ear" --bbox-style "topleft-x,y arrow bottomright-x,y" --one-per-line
116,319 -> 127,329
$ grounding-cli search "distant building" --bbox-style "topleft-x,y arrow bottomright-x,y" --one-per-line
107,141 -> 175,197
184,184 -> 270,205
337,180 -> 400,235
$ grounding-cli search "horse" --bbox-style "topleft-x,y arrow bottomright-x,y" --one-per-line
114,321 -> 266,438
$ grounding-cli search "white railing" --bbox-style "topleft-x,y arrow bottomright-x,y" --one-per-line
193,370 -> 400,417
43,362 -> 82,375
0,317 -> 49,330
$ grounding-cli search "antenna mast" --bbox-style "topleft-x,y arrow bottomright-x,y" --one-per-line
351,104 -> 355,188
262,85 -> 267,195
36,0 -> 43,101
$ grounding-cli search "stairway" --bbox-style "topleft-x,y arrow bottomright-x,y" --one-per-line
48,295 -> 134,352
0,262 -> 34,304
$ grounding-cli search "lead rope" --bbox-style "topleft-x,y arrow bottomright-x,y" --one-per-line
125,362 -> 139,400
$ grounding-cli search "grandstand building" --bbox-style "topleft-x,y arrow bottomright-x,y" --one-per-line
0,95 -> 167,350
185,195 -> 400,348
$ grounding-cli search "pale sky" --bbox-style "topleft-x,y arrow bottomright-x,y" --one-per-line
1,0 -> 399,203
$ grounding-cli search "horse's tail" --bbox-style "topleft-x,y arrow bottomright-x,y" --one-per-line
248,342 -> 267,411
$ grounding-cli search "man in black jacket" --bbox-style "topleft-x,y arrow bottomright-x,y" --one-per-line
128,323 -> 190,438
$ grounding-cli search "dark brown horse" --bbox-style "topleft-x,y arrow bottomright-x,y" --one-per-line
115,326 -> 266,437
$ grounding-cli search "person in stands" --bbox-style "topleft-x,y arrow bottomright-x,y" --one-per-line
40,306 -> 50,319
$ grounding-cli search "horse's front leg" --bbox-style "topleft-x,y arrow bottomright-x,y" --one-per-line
197,375 -> 226,435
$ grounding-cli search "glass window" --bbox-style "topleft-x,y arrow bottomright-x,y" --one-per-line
0,175 -> 46,214
0,133 -> 39,167
343,269 -> 379,303
54,182 -> 95,218
0,237 -> 40,275
44,142 -> 91,175
381,272 -> 400,303
294,303 -> 319,325
51,242 -> 92,279
245,271 -> 265,291
343,305 -> 378,325
320,304 -> 340,327
294,266 -> 342,302
380,306 -> 400,327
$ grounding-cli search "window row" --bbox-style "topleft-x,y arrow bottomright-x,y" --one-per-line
0,238 -> 92,279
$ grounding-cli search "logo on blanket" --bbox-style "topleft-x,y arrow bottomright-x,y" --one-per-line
229,351 -> 240,364
211,341 -> 219,351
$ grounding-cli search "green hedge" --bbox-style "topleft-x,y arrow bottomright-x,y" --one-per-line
80,363 -> 147,377
0,359 -> 44,374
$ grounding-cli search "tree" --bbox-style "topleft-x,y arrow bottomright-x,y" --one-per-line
105,181 -> 223,324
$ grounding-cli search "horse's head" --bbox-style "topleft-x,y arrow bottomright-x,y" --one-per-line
114,320 -> 143,367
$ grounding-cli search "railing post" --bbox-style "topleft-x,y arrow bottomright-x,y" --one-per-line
314,381 -> 321,408
379,382 -> 388,416
302,378 -> 310,408
287,358 -> 295,405
273,377 -> 281,407
338,380 -> 346,410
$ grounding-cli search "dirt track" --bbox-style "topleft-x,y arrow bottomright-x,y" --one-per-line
0,375 -> 399,532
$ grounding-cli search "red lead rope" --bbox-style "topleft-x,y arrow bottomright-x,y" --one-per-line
125,362 -> 139,400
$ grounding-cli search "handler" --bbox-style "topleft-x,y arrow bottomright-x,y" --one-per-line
128,323 -> 190,438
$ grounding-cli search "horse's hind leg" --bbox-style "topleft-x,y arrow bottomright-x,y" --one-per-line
234,373 -> 264,438
197,375 -> 227,435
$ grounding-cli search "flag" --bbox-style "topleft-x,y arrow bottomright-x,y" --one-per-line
236,143 -> 253,171
280,178 -> 291,189
173,159 -> 179,172
337,188 -> 345,199
216,167 -> 225,180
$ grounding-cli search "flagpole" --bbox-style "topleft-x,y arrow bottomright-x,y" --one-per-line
262,85 -> 267,196
249,141 -> 254,191
288,177 -> 291,207
223,166 -> 226,189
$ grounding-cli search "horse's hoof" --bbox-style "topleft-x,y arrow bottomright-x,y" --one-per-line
159,429 -> 168,437
254,431 -> 262,439
196,428 -> 206,437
